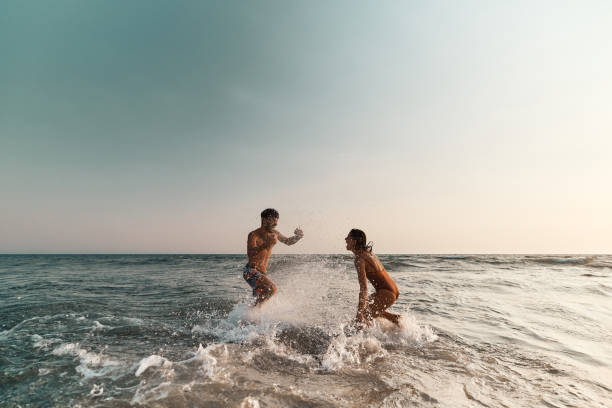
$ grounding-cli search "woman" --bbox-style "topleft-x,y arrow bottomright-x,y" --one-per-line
345,229 -> 400,327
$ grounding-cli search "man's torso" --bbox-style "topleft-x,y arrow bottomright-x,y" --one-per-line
247,228 -> 278,273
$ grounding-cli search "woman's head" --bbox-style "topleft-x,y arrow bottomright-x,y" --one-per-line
345,229 -> 372,252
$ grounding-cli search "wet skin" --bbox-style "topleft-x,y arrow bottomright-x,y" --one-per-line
246,217 -> 303,305
345,234 -> 400,326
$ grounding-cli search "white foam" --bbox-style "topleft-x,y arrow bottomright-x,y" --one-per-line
52,343 -> 102,365
122,316 -> 144,325
92,321 -> 110,331
89,384 -> 104,396
377,314 -> 438,345
38,368 -> 51,376
258,333 -> 317,366
131,381 -> 171,405
51,342 -> 120,379
181,381 -> 195,393
135,355 -> 173,377
320,325 -> 387,370
190,343 -> 233,380
240,397 -> 261,408
187,259 -> 438,375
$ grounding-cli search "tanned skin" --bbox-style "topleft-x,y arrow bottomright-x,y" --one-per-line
345,234 -> 400,327
247,216 -> 304,305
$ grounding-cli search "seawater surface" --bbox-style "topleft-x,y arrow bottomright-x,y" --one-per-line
1,254 -> 611,407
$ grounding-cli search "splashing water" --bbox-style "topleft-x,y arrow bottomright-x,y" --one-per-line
1,254 -> 611,407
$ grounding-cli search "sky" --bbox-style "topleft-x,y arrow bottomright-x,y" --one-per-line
1,0 -> 611,254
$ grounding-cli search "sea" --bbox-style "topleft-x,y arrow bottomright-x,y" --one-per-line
1,254 -> 611,407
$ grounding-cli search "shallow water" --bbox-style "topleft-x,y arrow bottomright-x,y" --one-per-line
1,254 -> 611,407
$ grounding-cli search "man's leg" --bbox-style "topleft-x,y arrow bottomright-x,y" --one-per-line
254,273 -> 277,306
366,289 -> 400,325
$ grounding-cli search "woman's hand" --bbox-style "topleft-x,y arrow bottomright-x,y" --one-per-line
354,311 -> 370,328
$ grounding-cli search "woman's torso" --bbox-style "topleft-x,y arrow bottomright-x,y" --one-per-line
362,252 -> 399,297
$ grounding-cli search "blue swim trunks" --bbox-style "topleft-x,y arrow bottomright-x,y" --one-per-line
243,264 -> 263,297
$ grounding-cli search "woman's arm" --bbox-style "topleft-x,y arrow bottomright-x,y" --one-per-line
355,257 -> 368,322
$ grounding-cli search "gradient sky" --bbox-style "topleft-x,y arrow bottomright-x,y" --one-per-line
1,1 -> 611,253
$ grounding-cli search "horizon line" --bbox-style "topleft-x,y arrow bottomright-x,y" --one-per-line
0,252 -> 610,256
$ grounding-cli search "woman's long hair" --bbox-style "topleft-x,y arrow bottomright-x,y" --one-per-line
349,229 -> 373,252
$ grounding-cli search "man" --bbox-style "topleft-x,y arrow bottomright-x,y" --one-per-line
244,208 -> 304,305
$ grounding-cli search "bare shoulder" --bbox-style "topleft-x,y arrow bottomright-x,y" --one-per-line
248,229 -> 265,246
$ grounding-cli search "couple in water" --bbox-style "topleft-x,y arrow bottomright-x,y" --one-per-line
244,208 -> 400,327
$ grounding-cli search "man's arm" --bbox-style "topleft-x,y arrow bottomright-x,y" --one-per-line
277,228 -> 304,246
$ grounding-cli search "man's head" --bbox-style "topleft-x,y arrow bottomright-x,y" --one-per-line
260,208 -> 279,231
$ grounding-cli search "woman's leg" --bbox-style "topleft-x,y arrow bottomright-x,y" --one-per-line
366,289 -> 400,325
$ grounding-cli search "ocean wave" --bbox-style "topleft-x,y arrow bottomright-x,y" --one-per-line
88,320 -> 607,408
31,334 -> 61,350
524,255 -> 611,268
128,310 -> 439,407
383,260 -> 427,271
4,254 -> 612,408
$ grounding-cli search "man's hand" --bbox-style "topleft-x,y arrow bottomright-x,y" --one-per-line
294,228 -> 304,239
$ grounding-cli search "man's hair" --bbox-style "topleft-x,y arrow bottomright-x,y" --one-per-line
349,228 -> 373,252
261,208 -> 279,219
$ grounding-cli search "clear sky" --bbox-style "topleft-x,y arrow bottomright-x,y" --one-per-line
1,1 -> 611,254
